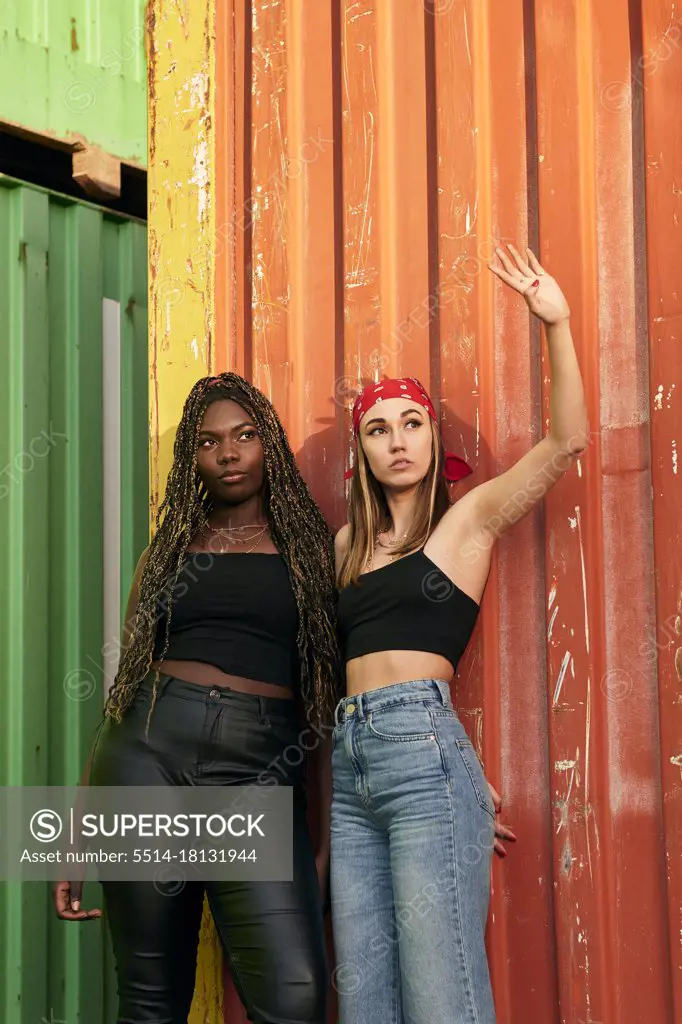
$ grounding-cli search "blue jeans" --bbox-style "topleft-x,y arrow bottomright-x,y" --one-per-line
330,679 -> 496,1024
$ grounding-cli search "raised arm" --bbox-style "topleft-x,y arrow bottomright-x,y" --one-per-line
451,245 -> 588,543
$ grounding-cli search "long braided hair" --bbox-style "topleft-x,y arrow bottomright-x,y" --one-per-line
104,372 -> 341,731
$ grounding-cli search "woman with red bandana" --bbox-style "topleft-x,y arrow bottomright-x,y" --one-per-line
330,246 -> 588,1024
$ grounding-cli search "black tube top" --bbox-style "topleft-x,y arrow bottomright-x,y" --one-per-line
337,549 -> 479,671
153,553 -> 299,688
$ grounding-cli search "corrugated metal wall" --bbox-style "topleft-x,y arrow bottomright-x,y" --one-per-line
0,0 -> 147,164
149,1 -> 681,1022
0,176 -> 148,1023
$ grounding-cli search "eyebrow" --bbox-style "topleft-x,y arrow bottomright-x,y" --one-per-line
198,421 -> 255,437
364,407 -> 424,429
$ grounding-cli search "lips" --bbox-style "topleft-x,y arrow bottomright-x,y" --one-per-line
389,459 -> 412,470
219,471 -> 246,483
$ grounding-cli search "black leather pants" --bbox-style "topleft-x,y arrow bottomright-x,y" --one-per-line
90,674 -> 327,1024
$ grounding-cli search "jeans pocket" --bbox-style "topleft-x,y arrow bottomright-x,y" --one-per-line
367,706 -> 436,742
455,738 -> 496,819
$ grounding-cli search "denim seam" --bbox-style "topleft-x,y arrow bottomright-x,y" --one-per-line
394,937 -> 402,1024
444,775 -> 483,1024
430,715 -> 451,778
349,724 -> 374,810
361,694 -> 434,714
366,711 -> 436,743
455,741 -> 496,821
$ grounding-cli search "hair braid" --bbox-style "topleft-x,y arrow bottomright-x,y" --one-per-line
104,372 -> 341,732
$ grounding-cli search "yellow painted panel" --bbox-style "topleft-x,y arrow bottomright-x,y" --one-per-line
147,1 -> 223,1021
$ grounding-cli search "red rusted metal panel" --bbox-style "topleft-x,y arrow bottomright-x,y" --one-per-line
642,1 -> 682,1021
207,2 -> 681,1021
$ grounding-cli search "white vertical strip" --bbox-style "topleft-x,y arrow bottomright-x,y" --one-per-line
102,298 -> 122,702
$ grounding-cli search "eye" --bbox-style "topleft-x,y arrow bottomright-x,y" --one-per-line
367,426 -> 386,437
198,438 -> 216,448
238,429 -> 258,442
405,419 -> 422,429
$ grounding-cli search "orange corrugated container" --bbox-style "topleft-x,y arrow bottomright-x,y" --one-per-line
149,2 -> 682,1022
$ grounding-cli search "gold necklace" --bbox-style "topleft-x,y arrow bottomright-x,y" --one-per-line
366,529 -> 408,570
205,522 -> 267,543
204,522 -> 268,554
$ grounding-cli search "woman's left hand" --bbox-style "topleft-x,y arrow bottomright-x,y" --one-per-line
488,244 -> 570,326
487,781 -> 517,858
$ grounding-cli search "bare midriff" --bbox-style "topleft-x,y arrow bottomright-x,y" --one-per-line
151,659 -> 295,700
344,650 -> 454,697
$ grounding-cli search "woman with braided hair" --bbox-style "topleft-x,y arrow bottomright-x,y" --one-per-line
51,372 -> 340,1024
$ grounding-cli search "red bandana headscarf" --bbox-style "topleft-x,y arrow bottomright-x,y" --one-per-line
345,376 -> 473,482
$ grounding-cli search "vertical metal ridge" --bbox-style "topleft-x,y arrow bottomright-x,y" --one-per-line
102,297 -> 122,699
0,178 -> 147,1024
153,2 -> 682,1020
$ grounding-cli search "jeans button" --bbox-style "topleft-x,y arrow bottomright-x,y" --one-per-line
345,703 -> 355,715
209,688 -> 220,700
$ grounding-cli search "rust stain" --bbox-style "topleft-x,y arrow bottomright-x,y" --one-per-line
146,2 -> 157,164
147,0 -> 682,1020
70,17 -> 79,52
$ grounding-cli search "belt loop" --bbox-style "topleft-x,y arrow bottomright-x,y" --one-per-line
436,679 -> 451,707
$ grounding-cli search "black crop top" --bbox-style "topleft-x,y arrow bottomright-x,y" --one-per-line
337,549 -> 479,672
153,553 -> 300,688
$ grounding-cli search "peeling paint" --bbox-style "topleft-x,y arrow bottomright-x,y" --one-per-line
575,506 -> 590,653
553,650 -> 572,706
148,2 -> 219,1019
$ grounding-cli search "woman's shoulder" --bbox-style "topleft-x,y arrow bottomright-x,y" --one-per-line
334,524 -> 350,559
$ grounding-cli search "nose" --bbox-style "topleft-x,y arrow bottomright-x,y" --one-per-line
216,443 -> 239,465
388,427 -> 406,452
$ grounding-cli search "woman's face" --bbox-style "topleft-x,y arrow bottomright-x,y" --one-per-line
359,397 -> 434,489
196,398 -> 265,506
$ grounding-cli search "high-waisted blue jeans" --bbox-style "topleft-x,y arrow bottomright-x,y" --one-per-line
330,679 -> 496,1024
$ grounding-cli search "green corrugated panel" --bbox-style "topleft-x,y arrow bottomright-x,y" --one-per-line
0,176 -> 148,1024
0,0 -> 147,166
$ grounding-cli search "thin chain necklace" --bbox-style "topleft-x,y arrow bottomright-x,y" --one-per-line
366,528 -> 408,570
205,521 -> 267,541
203,521 -> 268,554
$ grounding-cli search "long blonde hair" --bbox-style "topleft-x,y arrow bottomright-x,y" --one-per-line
338,419 -> 450,587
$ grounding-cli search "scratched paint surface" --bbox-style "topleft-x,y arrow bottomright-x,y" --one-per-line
0,0 -> 147,162
642,2 -> 682,1021
148,2 -> 224,1023
152,1 -> 681,1022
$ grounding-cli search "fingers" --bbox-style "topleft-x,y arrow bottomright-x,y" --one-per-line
70,878 -> 83,912
487,782 -> 502,812
495,824 -> 517,842
493,839 -> 507,858
488,262 -> 524,290
59,906 -> 103,922
488,244 -> 548,291
522,277 -> 541,297
493,247 -> 522,280
52,880 -> 102,921
525,247 -> 545,276
507,244 -> 532,277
